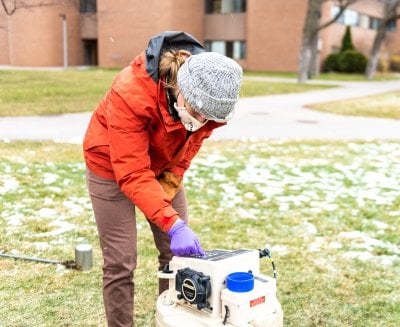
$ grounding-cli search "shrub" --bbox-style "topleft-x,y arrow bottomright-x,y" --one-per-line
377,57 -> 389,73
323,53 -> 340,72
341,26 -> 355,52
323,50 -> 367,73
389,55 -> 400,72
323,26 -> 366,74
337,50 -> 367,73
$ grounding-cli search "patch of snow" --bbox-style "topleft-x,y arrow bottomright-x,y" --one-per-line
42,172 -> 59,185
38,208 -> 58,219
34,221 -> 76,237
342,251 -> 374,261
0,175 -> 19,194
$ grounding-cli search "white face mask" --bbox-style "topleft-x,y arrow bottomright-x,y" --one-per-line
174,103 -> 207,132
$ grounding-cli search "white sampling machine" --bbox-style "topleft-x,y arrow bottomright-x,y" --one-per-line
155,248 -> 283,327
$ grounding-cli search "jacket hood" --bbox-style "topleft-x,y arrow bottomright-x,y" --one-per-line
145,31 -> 205,83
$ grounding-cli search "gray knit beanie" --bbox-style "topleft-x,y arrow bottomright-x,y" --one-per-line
177,52 -> 243,122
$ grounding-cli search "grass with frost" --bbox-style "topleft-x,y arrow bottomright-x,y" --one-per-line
0,140 -> 399,326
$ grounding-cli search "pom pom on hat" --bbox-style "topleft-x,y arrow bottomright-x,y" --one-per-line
177,52 -> 242,122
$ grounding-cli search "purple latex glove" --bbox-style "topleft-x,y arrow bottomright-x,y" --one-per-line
167,220 -> 205,256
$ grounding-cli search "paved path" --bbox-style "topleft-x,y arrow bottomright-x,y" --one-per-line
0,78 -> 399,143
213,79 -> 400,140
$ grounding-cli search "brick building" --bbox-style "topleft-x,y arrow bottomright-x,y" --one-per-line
0,0 -> 399,71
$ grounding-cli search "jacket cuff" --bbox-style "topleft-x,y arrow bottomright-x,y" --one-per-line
158,206 -> 180,233
168,166 -> 185,177
162,215 -> 180,233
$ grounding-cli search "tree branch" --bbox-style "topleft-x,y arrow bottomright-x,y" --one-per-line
1,0 -> 17,15
317,0 -> 358,31
384,12 -> 400,24
1,0 -> 79,15
18,1 -> 62,10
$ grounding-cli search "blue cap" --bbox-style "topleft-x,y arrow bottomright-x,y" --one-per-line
226,272 -> 254,292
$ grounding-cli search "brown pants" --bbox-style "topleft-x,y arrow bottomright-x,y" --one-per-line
86,168 -> 188,327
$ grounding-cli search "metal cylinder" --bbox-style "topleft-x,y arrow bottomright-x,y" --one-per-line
75,244 -> 93,271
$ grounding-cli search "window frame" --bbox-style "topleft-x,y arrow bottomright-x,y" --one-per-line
205,40 -> 246,60
80,0 -> 97,13
205,0 -> 246,14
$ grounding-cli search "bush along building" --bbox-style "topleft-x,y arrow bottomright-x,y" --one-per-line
0,0 -> 399,73
323,26 -> 368,73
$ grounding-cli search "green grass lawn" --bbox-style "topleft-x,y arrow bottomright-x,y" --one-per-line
0,69 -> 335,117
315,71 -> 400,81
0,69 -> 116,116
1,140 -> 399,326
240,79 -> 334,97
1,68 -> 399,119
307,91 -> 400,120
245,70 -> 400,81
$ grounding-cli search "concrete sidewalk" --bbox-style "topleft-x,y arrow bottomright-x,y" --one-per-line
213,79 -> 400,141
1,78 -> 399,143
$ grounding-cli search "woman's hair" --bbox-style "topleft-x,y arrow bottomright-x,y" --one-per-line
159,49 -> 191,90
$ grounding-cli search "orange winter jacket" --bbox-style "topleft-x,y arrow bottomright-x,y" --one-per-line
83,32 -> 224,233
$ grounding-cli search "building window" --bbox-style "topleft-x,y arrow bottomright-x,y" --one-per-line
331,6 -> 359,26
331,5 -> 388,31
331,6 -> 344,24
387,19 -> 396,32
80,0 -> 97,13
205,40 -> 246,60
205,0 -> 246,14
369,17 -> 381,30
344,9 -> 359,26
359,14 -> 370,29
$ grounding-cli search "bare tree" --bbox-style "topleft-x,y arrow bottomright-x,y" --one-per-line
1,0 -> 78,16
365,0 -> 400,79
1,0 -> 16,15
298,0 -> 358,83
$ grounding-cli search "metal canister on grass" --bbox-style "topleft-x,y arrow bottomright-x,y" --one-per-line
75,244 -> 93,271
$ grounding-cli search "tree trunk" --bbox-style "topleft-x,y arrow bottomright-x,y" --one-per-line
298,0 -> 360,83
298,0 -> 323,83
365,27 -> 387,79
309,33 -> 320,78
365,0 -> 400,79
298,41 -> 312,83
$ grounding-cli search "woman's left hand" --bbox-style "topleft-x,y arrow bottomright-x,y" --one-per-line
167,220 -> 205,256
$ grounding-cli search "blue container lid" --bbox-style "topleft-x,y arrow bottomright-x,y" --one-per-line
226,272 -> 254,292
